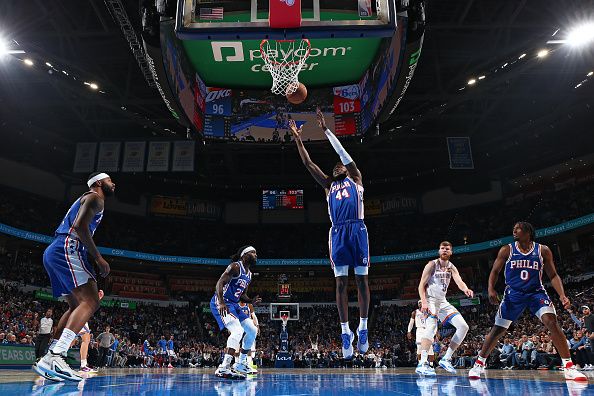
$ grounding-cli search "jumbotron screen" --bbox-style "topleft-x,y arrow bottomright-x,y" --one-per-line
262,189 -> 304,210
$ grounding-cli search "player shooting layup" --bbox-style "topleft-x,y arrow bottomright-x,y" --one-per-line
289,109 -> 370,359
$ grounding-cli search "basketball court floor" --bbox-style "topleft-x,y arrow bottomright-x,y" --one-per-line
1,368 -> 591,395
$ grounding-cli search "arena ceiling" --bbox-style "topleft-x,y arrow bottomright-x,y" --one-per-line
0,0 -> 593,196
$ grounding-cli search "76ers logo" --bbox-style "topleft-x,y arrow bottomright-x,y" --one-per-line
281,0 -> 295,6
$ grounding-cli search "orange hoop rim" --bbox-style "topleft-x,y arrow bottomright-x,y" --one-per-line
260,38 -> 311,66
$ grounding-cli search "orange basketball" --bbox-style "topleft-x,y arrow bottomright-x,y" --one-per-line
286,83 -> 307,104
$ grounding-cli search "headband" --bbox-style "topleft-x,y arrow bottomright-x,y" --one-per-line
240,246 -> 256,258
87,173 -> 110,188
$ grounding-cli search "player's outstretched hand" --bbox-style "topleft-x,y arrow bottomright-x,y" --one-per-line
217,302 -> 229,318
488,289 -> 500,305
560,295 -> 571,310
316,107 -> 327,130
288,119 -> 302,139
96,256 -> 110,277
464,289 -> 474,298
252,295 -> 262,306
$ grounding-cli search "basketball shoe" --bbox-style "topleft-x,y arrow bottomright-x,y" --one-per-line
233,361 -> 258,375
35,351 -> 83,382
341,330 -> 355,359
438,358 -> 457,373
415,362 -> 436,376
468,361 -> 485,380
356,328 -> 369,354
215,365 -> 246,380
564,362 -> 588,381
32,362 -> 64,382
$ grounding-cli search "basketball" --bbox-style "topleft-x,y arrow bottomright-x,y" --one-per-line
286,83 -> 307,104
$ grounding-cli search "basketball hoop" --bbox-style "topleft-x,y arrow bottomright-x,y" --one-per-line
260,39 -> 311,96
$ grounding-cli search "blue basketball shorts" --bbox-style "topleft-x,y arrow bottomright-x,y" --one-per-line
210,295 -> 250,331
495,287 -> 556,329
328,219 -> 370,277
43,235 -> 96,298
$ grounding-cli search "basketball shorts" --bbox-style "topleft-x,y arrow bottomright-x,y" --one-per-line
43,235 -> 96,298
210,296 -> 250,331
495,287 -> 556,329
167,350 -> 176,358
78,322 -> 91,336
423,297 -> 460,340
328,219 -> 370,277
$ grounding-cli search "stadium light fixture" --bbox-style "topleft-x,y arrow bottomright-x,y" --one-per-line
537,49 -> 549,58
567,23 -> 594,47
467,78 -> 477,85
23,58 -> 33,66
478,75 -> 485,80
518,53 -> 526,59
588,71 -> 593,77
89,83 -> 99,90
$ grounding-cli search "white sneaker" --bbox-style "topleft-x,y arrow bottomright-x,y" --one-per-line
341,330 -> 355,359
356,328 -> 369,354
32,362 -> 64,382
215,365 -> 246,380
233,361 -> 258,375
468,362 -> 485,380
564,363 -> 588,382
438,358 -> 457,374
36,352 -> 83,382
415,362 -> 436,376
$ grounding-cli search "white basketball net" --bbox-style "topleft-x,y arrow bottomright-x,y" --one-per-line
281,314 -> 289,328
260,39 -> 311,96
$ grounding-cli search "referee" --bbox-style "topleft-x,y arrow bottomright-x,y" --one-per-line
35,309 -> 54,358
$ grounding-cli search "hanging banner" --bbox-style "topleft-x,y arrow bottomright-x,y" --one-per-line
73,143 -> 97,173
172,141 -> 195,172
146,142 -> 171,172
122,141 -> 146,172
96,142 -> 121,172
447,137 -> 474,169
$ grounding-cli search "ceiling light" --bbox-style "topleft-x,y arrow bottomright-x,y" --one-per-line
518,53 -> 526,59
45,62 -> 52,67
467,78 -> 477,85
0,38 -> 7,57
567,23 -> 594,47
478,75 -> 485,80
588,71 -> 593,77
89,83 -> 99,90
537,49 -> 549,58
23,58 -> 33,66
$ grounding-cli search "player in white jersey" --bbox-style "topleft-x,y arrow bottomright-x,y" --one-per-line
77,289 -> 104,373
408,301 -> 434,365
417,241 -> 473,376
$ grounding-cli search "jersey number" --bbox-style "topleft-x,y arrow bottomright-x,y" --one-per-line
234,289 -> 243,298
520,270 -> 529,281
335,189 -> 351,200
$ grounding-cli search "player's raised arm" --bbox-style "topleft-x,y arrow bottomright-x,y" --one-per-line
72,194 -> 110,277
487,245 -> 510,305
418,262 -> 434,313
450,264 -> 474,298
289,119 -> 332,191
215,263 -> 240,316
316,107 -> 362,185
541,245 -> 571,310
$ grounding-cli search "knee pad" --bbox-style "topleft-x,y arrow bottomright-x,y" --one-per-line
450,315 -> 469,345
226,319 -> 243,351
240,318 -> 258,351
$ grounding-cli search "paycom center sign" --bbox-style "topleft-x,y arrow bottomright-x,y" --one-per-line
182,38 -> 382,88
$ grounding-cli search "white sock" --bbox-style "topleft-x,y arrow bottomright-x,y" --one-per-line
51,329 -> 76,355
420,350 -> 428,364
444,347 -> 454,361
340,322 -> 350,334
222,354 -> 233,367
81,359 -> 87,368
49,339 -> 58,351
239,352 -> 248,364
562,358 -> 572,367
358,318 -> 368,331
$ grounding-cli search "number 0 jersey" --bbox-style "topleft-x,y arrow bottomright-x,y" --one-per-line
327,176 -> 364,225
504,242 -> 545,293
220,260 -> 252,303
425,260 -> 453,300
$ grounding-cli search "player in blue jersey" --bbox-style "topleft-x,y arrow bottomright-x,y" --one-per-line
468,222 -> 587,382
33,172 -> 115,382
167,335 -> 176,368
210,245 -> 261,379
157,336 -> 167,366
289,108 -> 370,359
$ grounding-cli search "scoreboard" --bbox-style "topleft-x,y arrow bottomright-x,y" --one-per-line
262,189 -> 304,210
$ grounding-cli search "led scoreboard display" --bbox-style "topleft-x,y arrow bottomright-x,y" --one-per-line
262,189 -> 304,210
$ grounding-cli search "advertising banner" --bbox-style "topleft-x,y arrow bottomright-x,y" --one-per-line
73,143 -> 97,173
0,345 -> 36,367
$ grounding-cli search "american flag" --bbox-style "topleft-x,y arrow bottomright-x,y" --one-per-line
199,7 -> 224,20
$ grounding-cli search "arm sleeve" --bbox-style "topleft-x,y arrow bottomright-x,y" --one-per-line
324,128 -> 353,165
407,318 -> 415,333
